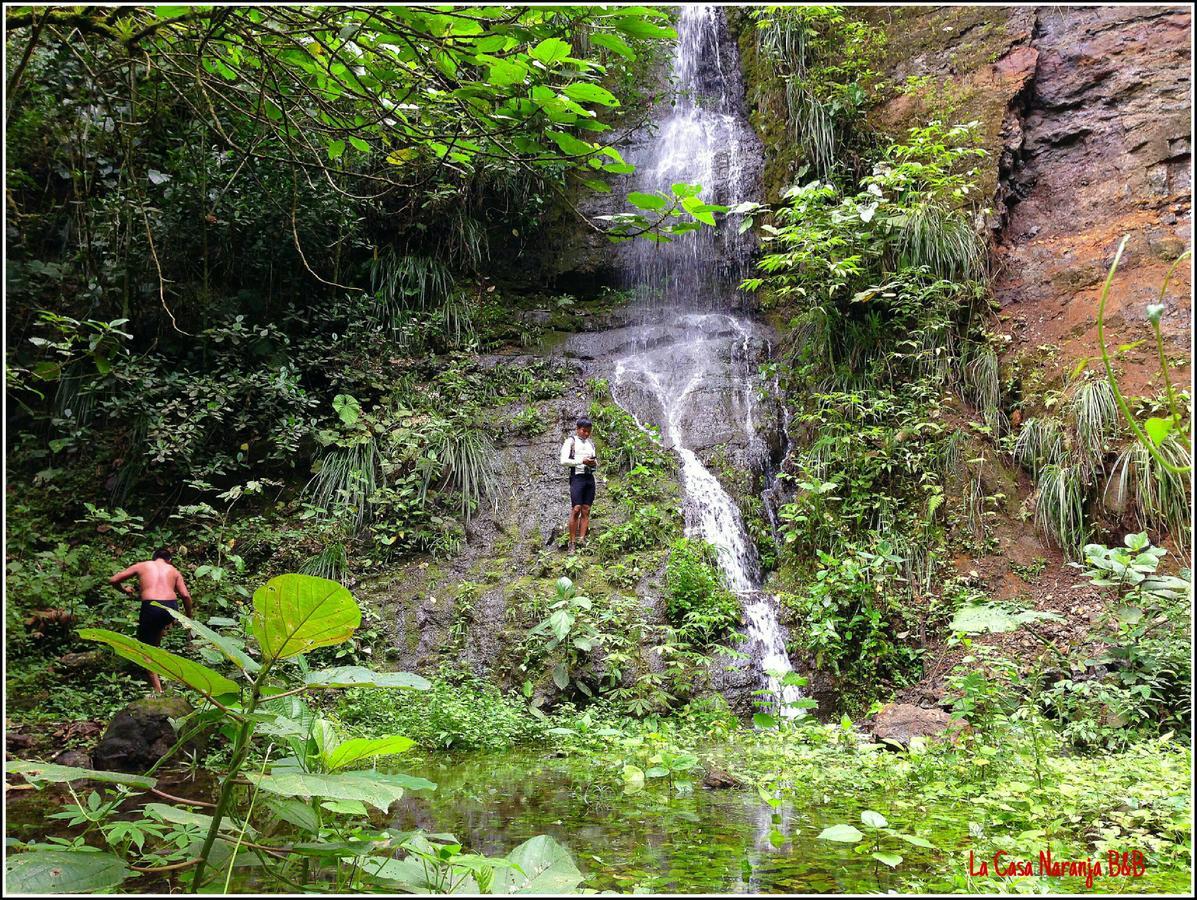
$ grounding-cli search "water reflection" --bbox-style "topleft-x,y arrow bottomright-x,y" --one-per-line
390,750 -> 901,894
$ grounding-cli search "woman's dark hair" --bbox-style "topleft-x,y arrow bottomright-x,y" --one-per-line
576,417 -> 593,429
152,548 -> 173,562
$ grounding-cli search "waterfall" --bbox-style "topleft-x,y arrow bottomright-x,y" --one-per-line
606,6 -> 802,717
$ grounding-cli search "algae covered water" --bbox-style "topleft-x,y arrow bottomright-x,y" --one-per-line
391,749 -> 920,893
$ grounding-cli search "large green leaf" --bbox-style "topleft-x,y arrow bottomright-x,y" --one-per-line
627,191 -> 667,211
5,850 -> 131,893
78,628 -> 240,699
144,802 -> 255,836
303,666 -> 429,690
321,735 -> 415,771
251,574 -> 360,662
860,810 -> 888,829
590,32 -> 634,59
948,603 -> 1063,634
492,835 -> 584,894
562,82 -> 619,107
817,824 -> 864,843
265,798 -> 321,834
529,37 -> 571,66
158,605 -> 259,673
7,759 -> 156,789
246,770 -> 435,811
613,17 -> 676,40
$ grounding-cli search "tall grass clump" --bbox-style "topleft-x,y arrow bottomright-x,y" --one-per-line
1013,417 -> 1064,479
1104,436 -> 1191,549
369,250 -> 454,318
306,437 -> 382,530
962,345 -> 1003,433
787,82 -> 837,178
1071,379 -> 1120,474
1034,463 -> 1088,555
895,204 -> 985,281
300,541 -> 349,583
423,417 -> 497,520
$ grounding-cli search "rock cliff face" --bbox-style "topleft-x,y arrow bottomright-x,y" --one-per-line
864,5 -> 1192,392
994,7 -> 1191,394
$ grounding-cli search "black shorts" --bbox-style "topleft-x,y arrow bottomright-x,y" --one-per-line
137,599 -> 178,646
570,472 -> 596,507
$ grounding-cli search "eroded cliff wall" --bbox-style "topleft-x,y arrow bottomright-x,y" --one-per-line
867,5 -> 1192,393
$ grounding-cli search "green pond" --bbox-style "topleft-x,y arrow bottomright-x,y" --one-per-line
390,749 -> 930,893
7,748 -> 1185,893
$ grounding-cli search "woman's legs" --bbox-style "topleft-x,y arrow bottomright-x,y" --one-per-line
568,503 -> 582,551
579,504 -> 591,543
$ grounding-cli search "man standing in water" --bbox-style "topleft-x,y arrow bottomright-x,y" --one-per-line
109,549 -> 193,693
560,417 -> 597,553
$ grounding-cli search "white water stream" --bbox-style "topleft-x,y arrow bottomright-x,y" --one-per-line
607,6 -> 801,716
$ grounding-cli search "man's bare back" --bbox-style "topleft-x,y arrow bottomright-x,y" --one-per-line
110,553 -> 193,616
109,550 -> 194,693
113,559 -> 182,600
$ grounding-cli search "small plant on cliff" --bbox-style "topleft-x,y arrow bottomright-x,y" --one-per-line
522,576 -> 604,700
1096,236 -> 1192,476
664,539 -> 741,646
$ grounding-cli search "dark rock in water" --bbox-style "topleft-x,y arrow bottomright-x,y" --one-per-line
702,767 -> 744,790
865,703 -> 964,750
52,749 -> 91,769
92,696 -> 199,774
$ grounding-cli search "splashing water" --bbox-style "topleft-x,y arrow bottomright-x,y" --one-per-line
607,7 -> 801,716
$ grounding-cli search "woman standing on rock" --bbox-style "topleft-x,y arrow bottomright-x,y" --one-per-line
560,417 -> 597,553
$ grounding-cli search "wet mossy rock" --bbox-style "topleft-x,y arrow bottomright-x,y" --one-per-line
91,696 -> 202,774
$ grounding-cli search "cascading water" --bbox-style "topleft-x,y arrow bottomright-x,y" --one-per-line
605,6 -> 801,716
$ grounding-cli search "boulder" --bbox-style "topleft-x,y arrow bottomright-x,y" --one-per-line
866,703 -> 964,750
52,749 -> 92,769
6,730 -> 37,755
702,767 -> 745,790
91,696 -> 198,774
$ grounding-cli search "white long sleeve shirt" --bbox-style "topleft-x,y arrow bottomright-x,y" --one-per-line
560,435 -> 596,475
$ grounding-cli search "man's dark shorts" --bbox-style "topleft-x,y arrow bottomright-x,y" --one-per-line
570,471 -> 596,507
138,599 -> 179,646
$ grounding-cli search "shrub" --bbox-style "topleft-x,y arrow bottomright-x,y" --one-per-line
664,539 -> 741,645
334,670 -> 545,751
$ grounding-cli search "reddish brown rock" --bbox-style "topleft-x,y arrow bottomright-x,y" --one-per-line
866,703 -> 964,750
994,7 -> 1191,394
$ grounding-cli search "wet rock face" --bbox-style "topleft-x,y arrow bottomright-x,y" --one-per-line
91,696 -> 199,774
994,6 -> 1192,393
565,314 -> 779,476
861,7 -> 1191,393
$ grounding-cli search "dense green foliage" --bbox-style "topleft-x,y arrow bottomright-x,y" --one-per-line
664,539 -> 741,645
741,11 -> 998,702
6,573 -> 587,892
336,670 -> 546,751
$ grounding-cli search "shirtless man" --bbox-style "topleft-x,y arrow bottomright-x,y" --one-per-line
109,549 -> 193,693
